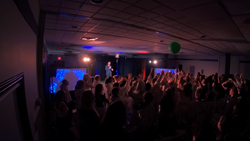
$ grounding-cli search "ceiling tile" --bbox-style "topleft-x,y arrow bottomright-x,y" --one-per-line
139,12 -> 159,19
134,0 -> 160,10
119,0 -> 139,4
121,20 -> 137,25
81,4 -> 102,13
123,6 -> 146,15
61,0 -> 81,9
72,17 -> 88,23
57,20 -> 72,25
46,14 -> 57,19
108,16 -> 124,22
41,6 -> 59,12
70,22 -> 84,26
115,12 -> 134,19
98,8 -> 119,16
129,16 -> 146,22
232,15 -> 250,41
46,19 -> 57,24
93,13 -> 112,19
141,20 -> 158,25
222,0 -> 250,15
59,8 -> 78,14
57,15 -> 73,21
84,0 -> 112,7
153,23 -> 167,28
45,23 -> 56,28
99,21 -> 116,26
77,11 -> 95,17
152,16 -> 171,23
40,0 -> 61,7
106,1 -> 130,11
150,6 -> 174,15
79,26 -> 92,31
154,0 -> 216,11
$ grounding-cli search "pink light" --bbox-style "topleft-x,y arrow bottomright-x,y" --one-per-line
138,51 -> 149,54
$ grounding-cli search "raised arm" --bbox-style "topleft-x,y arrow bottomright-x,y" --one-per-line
128,81 -> 139,98
221,80 -> 229,90
217,74 -> 221,84
234,73 -> 241,86
240,73 -> 244,84
146,68 -> 154,84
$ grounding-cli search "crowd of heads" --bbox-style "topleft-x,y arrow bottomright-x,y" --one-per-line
51,69 -> 250,141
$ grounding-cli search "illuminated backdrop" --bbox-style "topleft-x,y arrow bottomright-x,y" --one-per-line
50,68 -> 87,93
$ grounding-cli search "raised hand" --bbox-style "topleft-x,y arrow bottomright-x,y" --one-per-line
150,68 -> 153,72
240,73 -> 243,78
234,73 -> 238,78
128,73 -> 132,79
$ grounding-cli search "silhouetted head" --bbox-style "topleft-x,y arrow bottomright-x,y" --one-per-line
113,82 -> 119,88
83,73 -> 90,82
119,80 -> 126,87
142,92 -> 153,104
94,75 -> 101,81
62,79 -> 69,85
112,87 -> 119,97
105,76 -> 113,84
229,86 -> 238,98
75,80 -> 84,90
102,101 -> 126,128
95,84 -> 103,96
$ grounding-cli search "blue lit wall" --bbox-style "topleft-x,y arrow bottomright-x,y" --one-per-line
154,68 -> 176,77
50,68 -> 86,93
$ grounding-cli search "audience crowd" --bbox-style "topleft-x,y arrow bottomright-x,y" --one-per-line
50,68 -> 250,141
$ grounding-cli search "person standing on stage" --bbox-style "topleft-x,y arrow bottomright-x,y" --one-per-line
105,61 -> 113,78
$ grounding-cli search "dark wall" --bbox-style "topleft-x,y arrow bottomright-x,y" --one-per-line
0,0 -> 40,140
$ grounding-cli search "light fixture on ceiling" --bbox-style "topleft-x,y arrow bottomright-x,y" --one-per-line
243,18 -> 250,24
83,57 -> 90,62
90,0 -> 103,4
71,25 -> 78,28
81,37 -> 98,41
200,35 -> 206,38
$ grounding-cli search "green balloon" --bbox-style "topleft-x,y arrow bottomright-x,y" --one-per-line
169,42 -> 181,54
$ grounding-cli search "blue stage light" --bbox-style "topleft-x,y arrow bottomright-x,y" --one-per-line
82,46 -> 93,49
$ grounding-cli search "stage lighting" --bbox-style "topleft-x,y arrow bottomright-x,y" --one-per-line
149,60 -> 151,63
153,60 -> 157,64
83,57 -> 90,62
58,56 -> 61,60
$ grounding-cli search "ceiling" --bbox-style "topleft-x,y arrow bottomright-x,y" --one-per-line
40,0 -> 250,56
